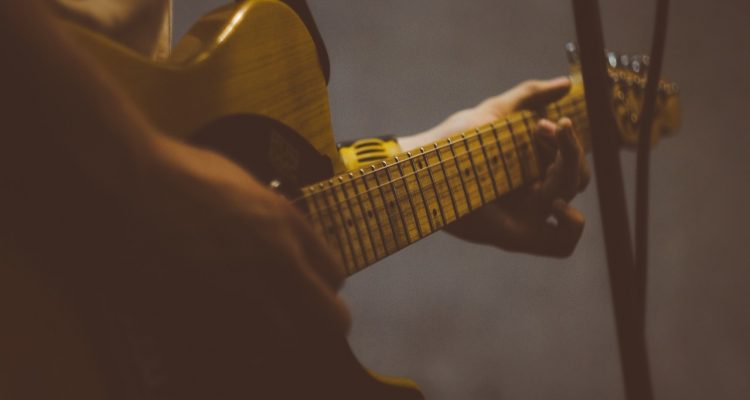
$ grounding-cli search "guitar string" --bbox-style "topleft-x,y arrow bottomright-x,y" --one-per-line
341,114 -> 592,270
322,107 -> 590,267
342,113 -> 591,270
296,98 -> 585,207
301,106 -> 590,235
297,99 -> 586,216
306,112 -> 590,232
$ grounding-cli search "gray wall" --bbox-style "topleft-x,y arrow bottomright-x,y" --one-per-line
175,1 -> 750,399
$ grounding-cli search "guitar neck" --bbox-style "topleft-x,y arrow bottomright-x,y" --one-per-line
301,92 -> 589,275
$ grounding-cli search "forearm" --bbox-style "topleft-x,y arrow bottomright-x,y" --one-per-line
396,108 -> 481,151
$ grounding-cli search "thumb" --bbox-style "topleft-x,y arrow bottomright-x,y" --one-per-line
499,76 -> 572,111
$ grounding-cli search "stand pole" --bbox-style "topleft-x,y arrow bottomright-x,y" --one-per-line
571,1 -> 654,399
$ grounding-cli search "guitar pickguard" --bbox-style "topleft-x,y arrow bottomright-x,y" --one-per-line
189,114 -> 334,200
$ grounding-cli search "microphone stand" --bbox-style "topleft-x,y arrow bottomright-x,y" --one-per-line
571,1 -> 669,398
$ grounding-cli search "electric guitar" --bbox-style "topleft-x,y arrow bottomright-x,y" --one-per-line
1,0 -> 680,398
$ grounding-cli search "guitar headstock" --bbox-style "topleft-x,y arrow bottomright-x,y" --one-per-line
565,43 -> 681,149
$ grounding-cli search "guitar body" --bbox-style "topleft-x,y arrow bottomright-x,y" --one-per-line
0,1 -> 422,399
65,0 -> 348,186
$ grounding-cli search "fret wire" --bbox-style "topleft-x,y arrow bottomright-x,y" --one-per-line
308,188 -> 348,266
462,133 -> 487,205
373,165 -> 406,249
407,152 -> 436,232
302,108 -> 584,219
519,112 -> 540,177
304,108 -> 588,244
396,157 -> 427,237
313,99 -> 590,271
333,177 -> 367,270
491,122 -> 515,190
447,138 -> 473,211
422,147 -> 452,226
476,128 -> 500,198
302,188 -> 326,236
343,175 -> 377,263
306,113 -> 577,219
334,180 -> 368,269
384,162 -> 416,242
349,172 -> 382,260
506,118 -> 527,185
298,99 -> 582,204
361,169 -> 395,255
318,185 -> 355,273
299,101 -> 585,216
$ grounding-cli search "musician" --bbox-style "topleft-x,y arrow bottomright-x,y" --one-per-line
0,1 -> 589,398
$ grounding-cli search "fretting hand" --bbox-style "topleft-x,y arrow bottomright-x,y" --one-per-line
399,77 -> 590,257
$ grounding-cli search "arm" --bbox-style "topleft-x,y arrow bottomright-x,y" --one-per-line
0,3 -> 349,389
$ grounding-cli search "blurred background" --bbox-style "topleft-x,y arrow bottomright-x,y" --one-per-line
174,1 -> 750,399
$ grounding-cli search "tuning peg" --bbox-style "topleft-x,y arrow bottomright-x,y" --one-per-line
630,55 -> 650,75
619,54 -> 630,68
607,50 -> 619,68
565,42 -> 579,64
659,82 -> 680,96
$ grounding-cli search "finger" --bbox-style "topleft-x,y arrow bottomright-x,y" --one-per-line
539,118 -> 581,201
533,119 -> 559,168
501,76 -> 572,111
578,148 -> 592,192
559,119 -> 590,193
291,213 -> 348,291
531,200 -> 585,258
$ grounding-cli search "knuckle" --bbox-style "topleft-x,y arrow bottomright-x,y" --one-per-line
522,79 -> 543,94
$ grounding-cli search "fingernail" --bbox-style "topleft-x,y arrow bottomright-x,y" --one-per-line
558,119 -> 573,137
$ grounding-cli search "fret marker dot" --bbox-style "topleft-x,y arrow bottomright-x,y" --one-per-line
367,210 -> 374,219
464,168 -> 471,177
432,209 -> 438,217
346,219 -> 352,227
492,155 -> 499,164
